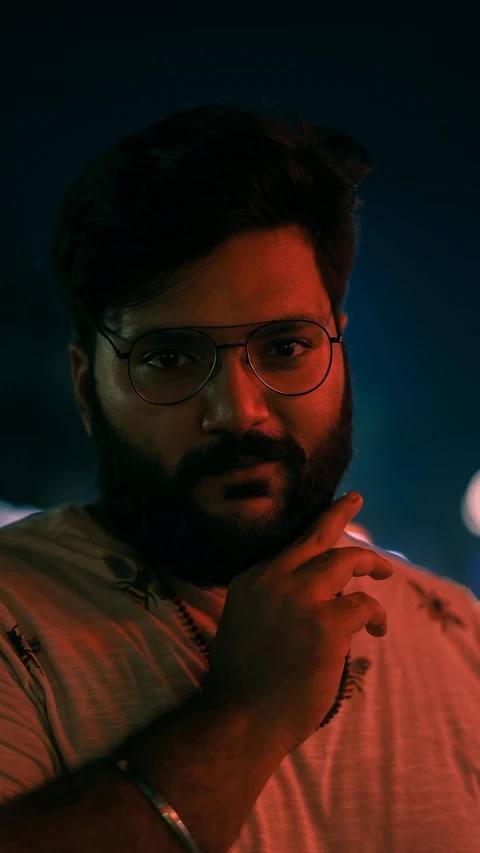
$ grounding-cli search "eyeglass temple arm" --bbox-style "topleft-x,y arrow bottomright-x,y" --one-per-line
97,327 -> 130,359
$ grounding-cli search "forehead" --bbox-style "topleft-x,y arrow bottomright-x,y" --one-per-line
112,226 -> 331,339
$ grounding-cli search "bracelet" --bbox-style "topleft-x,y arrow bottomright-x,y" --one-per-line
115,758 -> 203,853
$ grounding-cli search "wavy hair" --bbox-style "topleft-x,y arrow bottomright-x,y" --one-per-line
49,98 -> 372,359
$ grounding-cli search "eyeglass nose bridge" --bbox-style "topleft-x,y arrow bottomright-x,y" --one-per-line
187,337 -> 272,398
203,338 -> 260,387
214,339 -> 254,361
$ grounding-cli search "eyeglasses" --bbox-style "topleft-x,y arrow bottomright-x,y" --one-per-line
98,318 -> 343,406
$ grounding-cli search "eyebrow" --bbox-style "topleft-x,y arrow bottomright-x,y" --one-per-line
108,310 -> 333,343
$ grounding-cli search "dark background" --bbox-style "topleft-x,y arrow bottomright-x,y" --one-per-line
1,5 -> 479,592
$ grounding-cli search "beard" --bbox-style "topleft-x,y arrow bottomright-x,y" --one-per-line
85,353 -> 354,590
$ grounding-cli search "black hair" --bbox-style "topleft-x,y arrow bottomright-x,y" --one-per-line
49,97 -> 372,362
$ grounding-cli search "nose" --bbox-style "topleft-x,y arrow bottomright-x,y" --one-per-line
201,349 -> 271,437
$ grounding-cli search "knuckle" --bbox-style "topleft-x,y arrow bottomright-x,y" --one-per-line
346,547 -> 390,570
304,548 -> 337,571
341,546 -> 371,561
348,590 -> 373,608
321,547 -> 339,563
349,591 -> 386,621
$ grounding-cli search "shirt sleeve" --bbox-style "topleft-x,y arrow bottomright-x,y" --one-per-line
0,634 -> 61,805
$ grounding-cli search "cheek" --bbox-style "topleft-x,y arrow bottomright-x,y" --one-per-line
94,351 -> 128,404
94,351 -> 198,467
328,349 -> 347,404
311,354 -> 346,410
119,396 -> 198,468
290,366 -> 346,438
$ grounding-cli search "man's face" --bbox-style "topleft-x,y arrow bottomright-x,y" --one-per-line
70,225 -> 354,589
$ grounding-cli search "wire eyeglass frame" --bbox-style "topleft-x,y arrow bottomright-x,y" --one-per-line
97,317 -> 343,406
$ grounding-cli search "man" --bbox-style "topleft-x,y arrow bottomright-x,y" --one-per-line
0,101 -> 478,852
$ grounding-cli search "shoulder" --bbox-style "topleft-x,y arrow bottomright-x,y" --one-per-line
338,528 -> 479,634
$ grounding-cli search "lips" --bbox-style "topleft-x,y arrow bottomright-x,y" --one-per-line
229,455 -> 268,469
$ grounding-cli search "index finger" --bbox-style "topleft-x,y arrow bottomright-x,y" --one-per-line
301,492 -> 364,551
262,492 -> 365,578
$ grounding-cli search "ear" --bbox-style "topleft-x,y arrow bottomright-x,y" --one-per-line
69,341 -> 93,438
338,312 -> 348,335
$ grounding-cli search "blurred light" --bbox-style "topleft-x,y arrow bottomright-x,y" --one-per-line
345,522 -> 374,544
0,500 -> 41,529
385,549 -> 411,563
344,523 -> 411,562
461,470 -> 480,537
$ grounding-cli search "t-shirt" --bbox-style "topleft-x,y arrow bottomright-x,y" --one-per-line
0,504 -> 479,852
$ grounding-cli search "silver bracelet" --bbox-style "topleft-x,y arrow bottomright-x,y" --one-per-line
115,758 -> 203,853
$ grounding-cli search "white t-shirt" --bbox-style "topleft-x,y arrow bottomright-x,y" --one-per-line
0,505 -> 479,851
